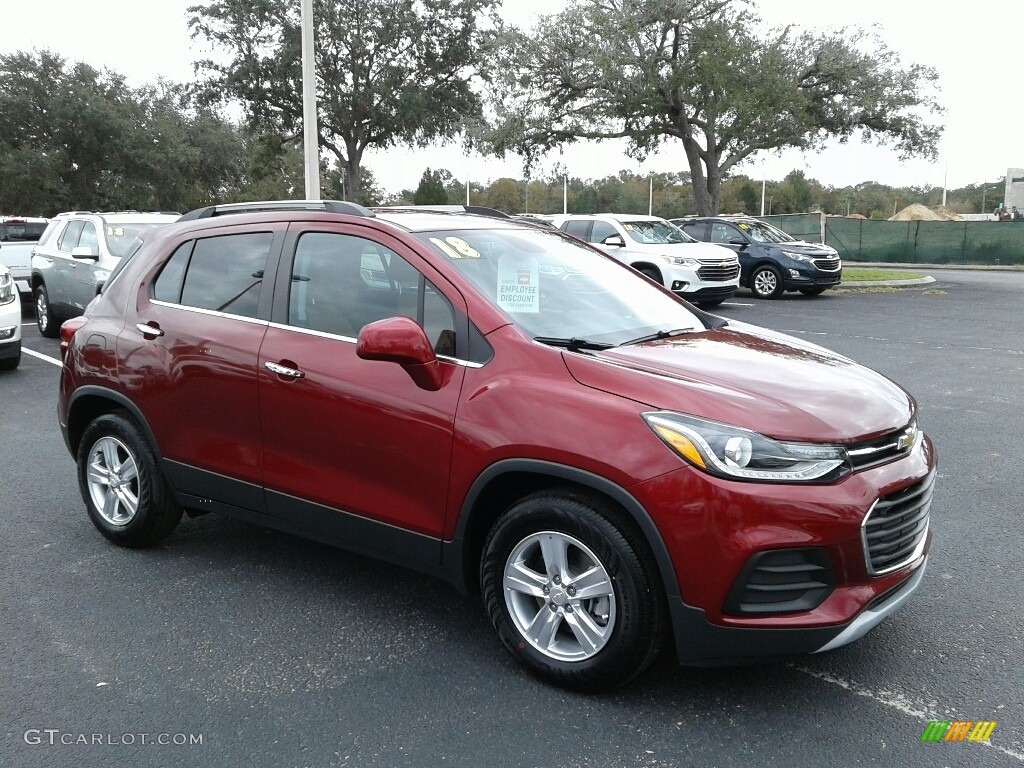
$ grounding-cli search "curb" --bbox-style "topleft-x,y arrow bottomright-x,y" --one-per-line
838,276 -> 937,288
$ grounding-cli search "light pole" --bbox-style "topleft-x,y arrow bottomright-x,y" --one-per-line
982,186 -> 997,214
300,0 -> 320,200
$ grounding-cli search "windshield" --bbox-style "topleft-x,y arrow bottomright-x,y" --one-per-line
103,223 -> 166,258
416,229 -> 704,345
622,220 -> 694,244
736,220 -> 795,243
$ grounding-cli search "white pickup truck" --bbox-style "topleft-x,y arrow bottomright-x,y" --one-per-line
0,216 -> 50,301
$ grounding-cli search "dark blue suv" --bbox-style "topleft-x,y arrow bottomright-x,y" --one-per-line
672,217 -> 842,299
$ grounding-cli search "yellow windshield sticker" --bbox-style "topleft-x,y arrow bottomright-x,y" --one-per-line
444,236 -> 481,259
429,237 -> 464,260
623,224 -> 634,231
107,226 -> 125,236
738,223 -> 749,230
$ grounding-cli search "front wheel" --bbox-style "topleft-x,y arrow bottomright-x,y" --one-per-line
36,284 -> 59,338
77,412 -> 183,547
750,265 -> 785,299
481,491 -> 665,691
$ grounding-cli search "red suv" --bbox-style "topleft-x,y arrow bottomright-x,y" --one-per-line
58,201 -> 935,691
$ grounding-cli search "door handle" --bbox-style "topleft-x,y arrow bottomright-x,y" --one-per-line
265,361 -> 305,379
136,322 -> 164,337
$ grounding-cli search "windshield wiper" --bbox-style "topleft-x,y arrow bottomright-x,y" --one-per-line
620,328 -> 692,346
534,336 -> 615,351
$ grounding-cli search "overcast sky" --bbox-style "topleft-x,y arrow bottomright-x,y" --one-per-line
3,0 -> 1022,195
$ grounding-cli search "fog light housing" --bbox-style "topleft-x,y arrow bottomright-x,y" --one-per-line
0,326 -> 15,340
789,269 -> 801,278
671,280 -> 689,291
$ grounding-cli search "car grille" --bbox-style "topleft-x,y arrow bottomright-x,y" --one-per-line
813,257 -> 841,271
862,471 -> 934,575
723,548 -> 835,615
697,262 -> 740,282
847,424 -> 917,470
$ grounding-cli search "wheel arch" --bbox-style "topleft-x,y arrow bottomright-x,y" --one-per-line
65,386 -> 164,463
626,264 -> 667,284
446,460 -> 682,610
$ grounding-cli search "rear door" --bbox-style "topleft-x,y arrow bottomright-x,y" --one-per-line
120,224 -> 284,509
51,219 -> 86,310
257,223 -> 466,565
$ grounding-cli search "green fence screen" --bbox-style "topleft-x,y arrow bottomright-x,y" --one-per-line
759,213 -> 1024,265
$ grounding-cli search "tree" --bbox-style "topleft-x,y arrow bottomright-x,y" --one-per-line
413,168 -> 449,204
485,177 -> 523,212
0,49 -> 247,214
480,0 -> 942,215
189,0 -> 498,203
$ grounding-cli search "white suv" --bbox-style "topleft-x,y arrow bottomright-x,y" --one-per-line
550,214 -> 740,308
31,211 -> 179,337
0,263 -> 21,370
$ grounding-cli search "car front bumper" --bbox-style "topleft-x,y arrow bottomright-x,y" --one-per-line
632,433 -> 935,665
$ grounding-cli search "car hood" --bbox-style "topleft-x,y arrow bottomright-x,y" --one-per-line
624,241 -> 737,261
773,240 -> 837,256
561,321 -> 912,442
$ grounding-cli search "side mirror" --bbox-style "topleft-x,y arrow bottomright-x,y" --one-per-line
356,316 -> 448,391
601,234 -> 626,247
728,238 -> 749,248
71,246 -> 99,261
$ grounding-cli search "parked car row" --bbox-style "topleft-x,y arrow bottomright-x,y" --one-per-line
671,216 -> 843,298
55,199 -> 933,692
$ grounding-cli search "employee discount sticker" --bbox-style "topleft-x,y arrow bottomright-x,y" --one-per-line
497,255 -> 540,313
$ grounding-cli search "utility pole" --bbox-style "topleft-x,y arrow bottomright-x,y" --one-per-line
300,0 -> 320,200
760,160 -> 766,217
563,175 -> 567,214
648,174 -> 654,216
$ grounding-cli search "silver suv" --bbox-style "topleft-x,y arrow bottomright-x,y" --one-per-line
31,211 -> 179,336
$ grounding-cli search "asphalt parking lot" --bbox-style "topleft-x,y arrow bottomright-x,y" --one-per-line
2,271 -> 1022,768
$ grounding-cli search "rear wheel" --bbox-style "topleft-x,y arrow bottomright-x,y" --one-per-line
750,265 -> 784,299
77,412 -> 182,547
481,490 -> 665,692
799,286 -> 827,297
35,284 -> 59,338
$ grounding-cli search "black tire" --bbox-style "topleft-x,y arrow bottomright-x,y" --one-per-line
481,490 -> 665,692
0,346 -> 20,371
638,266 -> 663,285
750,265 -> 785,299
77,412 -> 182,547
35,283 -> 59,338
799,287 -> 827,297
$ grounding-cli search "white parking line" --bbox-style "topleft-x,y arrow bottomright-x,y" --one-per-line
21,322 -> 36,326
721,301 -> 753,307
792,665 -> 1024,761
22,347 -> 62,368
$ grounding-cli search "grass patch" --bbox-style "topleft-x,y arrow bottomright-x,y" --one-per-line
843,267 -> 926,281
923,289 -> 947,295
836,285 -> 902,293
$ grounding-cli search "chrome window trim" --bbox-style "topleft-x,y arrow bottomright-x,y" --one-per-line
265,321 -> 485,368
150,299 -> 269,326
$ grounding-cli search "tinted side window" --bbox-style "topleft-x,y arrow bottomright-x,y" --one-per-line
58,220 -> 85,252
289,232 -> 456,352
563,220 -> 590,239
78,222 -> 99,254
681,222 -> 707,240
710,223 -> 740,244
153,242 -> 195,303
589,220 -> 618,243
179,233 -> 272,318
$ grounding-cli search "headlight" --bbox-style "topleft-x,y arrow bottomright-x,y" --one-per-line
643,412 -> 850,483
662,255 -> 698,267
0,274 -> 15,305
781,251 -> 814,262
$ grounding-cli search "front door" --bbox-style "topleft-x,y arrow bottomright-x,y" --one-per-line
257,225 -> 465,564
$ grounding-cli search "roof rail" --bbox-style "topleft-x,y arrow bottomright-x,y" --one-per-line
374,204 -> 512,220
178,200 -> 375,221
